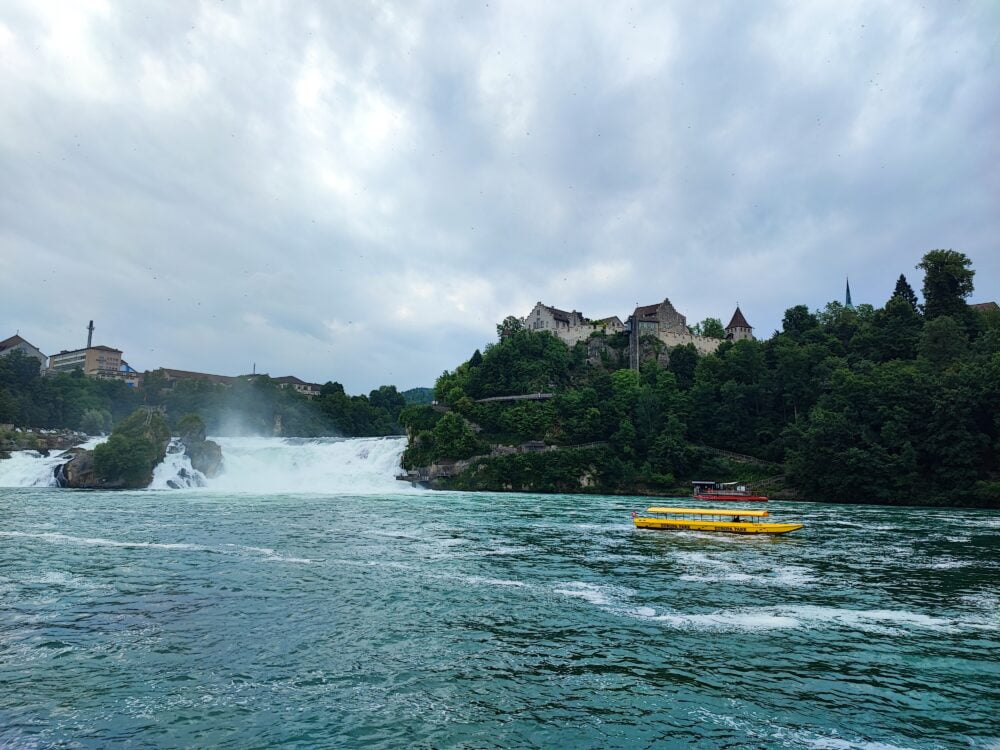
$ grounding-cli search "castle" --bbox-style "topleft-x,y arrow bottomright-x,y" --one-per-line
521,299 -> 752,363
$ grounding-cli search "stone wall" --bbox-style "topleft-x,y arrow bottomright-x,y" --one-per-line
655,330 -> 722,355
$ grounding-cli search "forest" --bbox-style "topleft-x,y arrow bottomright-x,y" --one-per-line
400,250 -> 1000,506
0,358 -> 408,438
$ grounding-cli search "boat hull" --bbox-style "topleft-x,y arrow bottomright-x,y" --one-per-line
633,517 -> 802,535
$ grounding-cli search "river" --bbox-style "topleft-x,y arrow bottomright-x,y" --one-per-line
0,438 -> 997,748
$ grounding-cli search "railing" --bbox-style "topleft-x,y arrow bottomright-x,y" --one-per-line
474,393 -> 554,403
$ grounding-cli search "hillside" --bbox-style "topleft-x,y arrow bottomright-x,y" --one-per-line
400,251 -> 1000,506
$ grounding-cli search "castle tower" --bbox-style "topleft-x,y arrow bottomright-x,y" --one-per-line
725,306 -> 753,341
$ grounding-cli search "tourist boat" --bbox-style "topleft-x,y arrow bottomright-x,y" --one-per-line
632,507 -> 803,535
691,480 -> 768,502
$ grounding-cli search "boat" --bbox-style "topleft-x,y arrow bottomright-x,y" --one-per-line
632,507 -> 803,535
691,480 -> 768,502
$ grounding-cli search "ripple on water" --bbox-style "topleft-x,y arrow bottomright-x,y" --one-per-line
0,489 -> 997,749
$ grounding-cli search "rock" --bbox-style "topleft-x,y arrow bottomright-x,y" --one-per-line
187,439 -> 223,478
59,449 -> 125,489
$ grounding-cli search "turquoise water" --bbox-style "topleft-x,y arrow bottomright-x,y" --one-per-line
1,489 -> 997,749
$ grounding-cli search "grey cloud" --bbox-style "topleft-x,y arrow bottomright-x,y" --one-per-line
2,1 -> 997,391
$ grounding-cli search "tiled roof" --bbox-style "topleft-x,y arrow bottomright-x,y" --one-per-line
0,335 -> 27,352
726,307 -> 752,330
633,303 -> 661,319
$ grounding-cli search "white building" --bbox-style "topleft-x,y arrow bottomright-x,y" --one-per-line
0,334 -> 48,372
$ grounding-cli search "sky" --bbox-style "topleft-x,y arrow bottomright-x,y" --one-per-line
2,1 -> 998,393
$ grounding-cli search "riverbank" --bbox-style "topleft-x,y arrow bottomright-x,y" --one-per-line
0,427 -> 90,458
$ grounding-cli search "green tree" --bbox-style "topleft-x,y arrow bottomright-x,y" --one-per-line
918,316 -> 968,368
917,249 -> 974,321
496,315 -> 524,340
93,409 -> 171,488
79,408 -> 112,435
668,344 -> 698,389
782,305 -> 819,338
691,318 -> 726,338
431,412 -> 479,459
891,273 -> 919,312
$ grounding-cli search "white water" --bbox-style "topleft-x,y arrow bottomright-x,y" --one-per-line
0,436 -> 107,488
0,450 -> 66,487
0,435 -> 410,493
148,440 -> 207,489
205,436 -> 410,494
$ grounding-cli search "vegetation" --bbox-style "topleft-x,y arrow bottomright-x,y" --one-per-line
0,357 -> 406,438
402,250 -> 1000,506
93,409 -> 172,488
402,387 -> 435,405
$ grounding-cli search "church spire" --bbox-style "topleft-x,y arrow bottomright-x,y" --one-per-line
845,278 -> 853,309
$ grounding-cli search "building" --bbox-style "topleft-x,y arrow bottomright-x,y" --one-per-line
48,345 -> 123,378
118,361 -> 141,388
725,306 -> 753,341
272,376 -> 322,398
524,302 -> 587,333
522,302 -> 625,346
627,298 -> 723,368
971,301 -> 999,314
518,297 -> 750,369
0,334 -> 47,372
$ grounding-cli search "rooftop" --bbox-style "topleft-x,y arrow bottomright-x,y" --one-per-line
53,345 -> 122,356
0,334 -> 42,353
726,306 -> 752,330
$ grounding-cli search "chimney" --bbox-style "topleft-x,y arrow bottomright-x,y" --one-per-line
87,320 -> 95,348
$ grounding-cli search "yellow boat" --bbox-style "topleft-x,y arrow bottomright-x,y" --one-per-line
632,507 -> 803,535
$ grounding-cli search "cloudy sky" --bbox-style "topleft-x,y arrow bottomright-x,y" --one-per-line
2,1 -> 997,392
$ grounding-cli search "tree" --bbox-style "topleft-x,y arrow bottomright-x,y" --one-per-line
177,412 -> 207,444
496,315 -> 524,340
80,408 -> 112,435
782,305 -> 819,338
691,318 -> 726,339
891,274 -> 919,312
919,316 -> 968,368
430,412 -> 479,459
667,344 -> 698,389
917,250 -> 974,320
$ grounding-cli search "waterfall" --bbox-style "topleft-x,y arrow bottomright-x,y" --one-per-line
205,436 -> 410,494
0,437 -> 106,488
0,435 -> 411,493
148,440 -> 207,489
0,450 -> 65,487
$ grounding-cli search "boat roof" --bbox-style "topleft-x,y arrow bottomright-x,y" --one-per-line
646,507 -> 769,517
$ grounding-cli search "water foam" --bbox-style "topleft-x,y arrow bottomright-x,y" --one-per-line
0,450 -> 65,487
206,436 -> 410,494
149,440 -> 207,489
0,435 -> 411,494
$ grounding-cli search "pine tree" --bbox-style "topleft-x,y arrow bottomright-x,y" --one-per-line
890,273 -> 919,312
